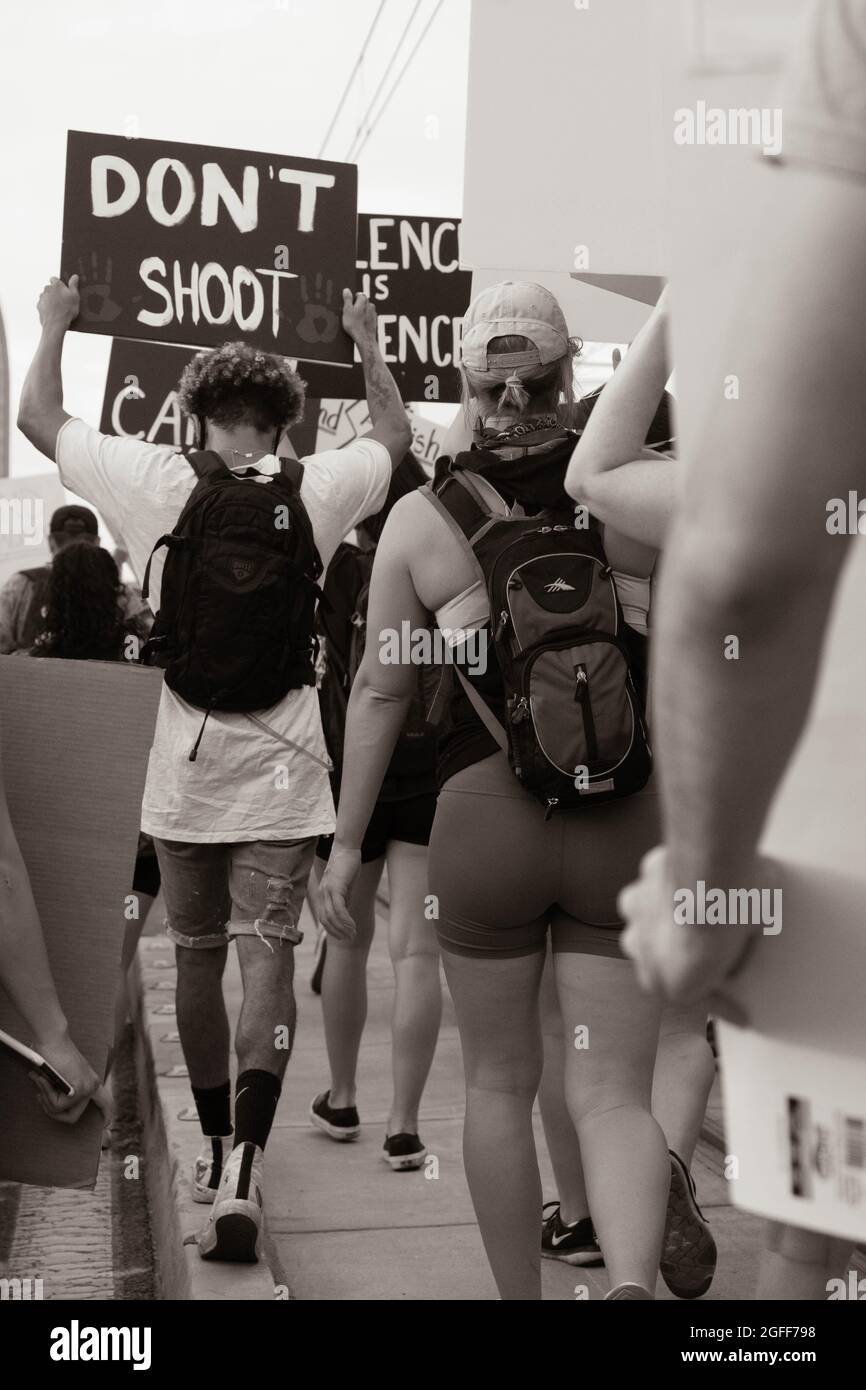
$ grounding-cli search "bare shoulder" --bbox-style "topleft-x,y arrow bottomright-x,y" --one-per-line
379,488 -> 437,552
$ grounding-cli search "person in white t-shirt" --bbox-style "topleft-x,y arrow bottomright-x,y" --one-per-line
17,276 -> 411,1262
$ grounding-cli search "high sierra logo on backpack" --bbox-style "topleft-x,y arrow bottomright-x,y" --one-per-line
142,451 -> 323,734
426,436 -> 652,815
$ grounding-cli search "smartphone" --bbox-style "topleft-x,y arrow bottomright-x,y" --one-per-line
0,1026 -> 75,1097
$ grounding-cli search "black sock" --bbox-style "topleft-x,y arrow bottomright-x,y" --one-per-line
191,1081 -> 232,1138
234,1070 -> 282,1151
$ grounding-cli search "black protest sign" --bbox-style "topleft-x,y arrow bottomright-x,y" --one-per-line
99,339 -> 321,458
300,214 -> 471,403
61,131 -> 357,363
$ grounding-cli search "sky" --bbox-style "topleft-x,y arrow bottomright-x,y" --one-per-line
1,0 -> 471,478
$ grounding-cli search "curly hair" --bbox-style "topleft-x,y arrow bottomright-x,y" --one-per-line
34,541 -> 128,661
178,342 -> 306,435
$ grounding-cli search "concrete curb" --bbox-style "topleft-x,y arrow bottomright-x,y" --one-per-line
131,940 -> 278,1301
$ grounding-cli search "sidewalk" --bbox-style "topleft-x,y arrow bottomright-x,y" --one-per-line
138,894 -> 766,1301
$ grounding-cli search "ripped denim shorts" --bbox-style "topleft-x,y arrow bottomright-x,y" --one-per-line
152,836 -> 317,949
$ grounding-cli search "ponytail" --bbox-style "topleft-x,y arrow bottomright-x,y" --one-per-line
497,372 -> 531,415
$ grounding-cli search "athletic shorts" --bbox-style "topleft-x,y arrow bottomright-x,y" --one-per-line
316,792 -> 436,864
427,752 -> 661,959
153,836 -> 317,949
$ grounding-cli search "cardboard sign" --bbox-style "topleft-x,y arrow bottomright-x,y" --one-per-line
0,473 -> 67,590
99,339 -> 320,457
61,130 -> 357,363
300,215 -> 471,403
0,658 -> 163,1190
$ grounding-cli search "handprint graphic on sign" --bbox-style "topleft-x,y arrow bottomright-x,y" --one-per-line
295,273 -> 340,345
77,252 -> 123,324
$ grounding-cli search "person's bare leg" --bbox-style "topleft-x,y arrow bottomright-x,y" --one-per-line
234,934 -> 300,1080
538,949 -> 591,1223
109,893 -> 155,1070
442,946 -> 546,1300
322,858 -> 382,1108
555,942 -> 667,1294
176,943 -> 231,1087
652,1004 -> 715,1167
756,1222 -> 853,1300
385,839 -> 441,1135
653,1006 -> 717,1167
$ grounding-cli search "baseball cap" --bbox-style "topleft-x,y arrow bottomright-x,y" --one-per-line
49,504 -> 99,538
460,281 -> 571,372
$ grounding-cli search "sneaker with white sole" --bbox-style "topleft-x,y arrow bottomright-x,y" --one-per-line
382,1132 -> 427,1171
192,1135 -> 232,1205
541,1201 -> 604,1267
198,1141 -> 264,1263
309,1090 -> 360,1141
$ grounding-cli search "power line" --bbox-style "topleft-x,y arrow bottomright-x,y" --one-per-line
344,0 -> 423,162
317,0 -> 389,159
352,0 -> 445,162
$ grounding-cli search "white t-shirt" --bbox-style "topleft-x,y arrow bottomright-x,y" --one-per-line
56,420 -> 391,842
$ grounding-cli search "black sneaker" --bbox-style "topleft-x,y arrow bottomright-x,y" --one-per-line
309,1090 -> 360,1141
310,929 -> 327,995
383,1132 -> 427,1171
661,1150 -> 717,1298
541,1201 -> 604,1266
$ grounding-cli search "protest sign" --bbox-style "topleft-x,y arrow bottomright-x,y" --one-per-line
61,131 -> 357,363
99,339 -> 320,457
0,658 -> 163,1189
301,215 -> 471,403
0,473 -> 67,590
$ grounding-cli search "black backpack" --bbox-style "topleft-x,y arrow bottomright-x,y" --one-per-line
142,451 -> 323,722
317,541 -> 439,785
426,438 -> 652,815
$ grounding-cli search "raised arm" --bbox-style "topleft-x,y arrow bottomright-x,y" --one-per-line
621,158 -> 866,1005
565,287 -> 678,548
341,289 -> 412,468
18,276 -> 79,461
318,492 -> 430,936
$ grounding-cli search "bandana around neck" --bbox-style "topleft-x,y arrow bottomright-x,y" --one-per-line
459,417 -> 577,513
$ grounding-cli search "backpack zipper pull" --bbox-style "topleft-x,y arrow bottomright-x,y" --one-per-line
510,695 -> 529,725
574,664 -> 588,703
544,797 -> 559,821
189,702 -> 215,761
494,609 -> 509,641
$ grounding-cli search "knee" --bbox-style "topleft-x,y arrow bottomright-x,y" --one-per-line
466,1054 -> 543,1102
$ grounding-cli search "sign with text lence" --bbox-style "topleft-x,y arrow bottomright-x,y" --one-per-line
61,131 -> 357,363
302,214 -> 471,403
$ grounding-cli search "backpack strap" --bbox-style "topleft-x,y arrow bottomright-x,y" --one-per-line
279,457 -> 305,490
453,664 -> 508,751
185,449 -> 232,480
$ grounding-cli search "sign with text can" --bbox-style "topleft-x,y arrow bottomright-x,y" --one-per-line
99,339 -> 320,458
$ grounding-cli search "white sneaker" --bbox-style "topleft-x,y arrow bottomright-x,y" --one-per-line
198,1141 -> 265,1263
192,1135 -> 232,1205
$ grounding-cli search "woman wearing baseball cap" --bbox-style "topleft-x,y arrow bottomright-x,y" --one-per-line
320,282 -> 701,1299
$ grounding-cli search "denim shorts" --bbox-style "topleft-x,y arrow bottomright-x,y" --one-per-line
153,836 -> 317,949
